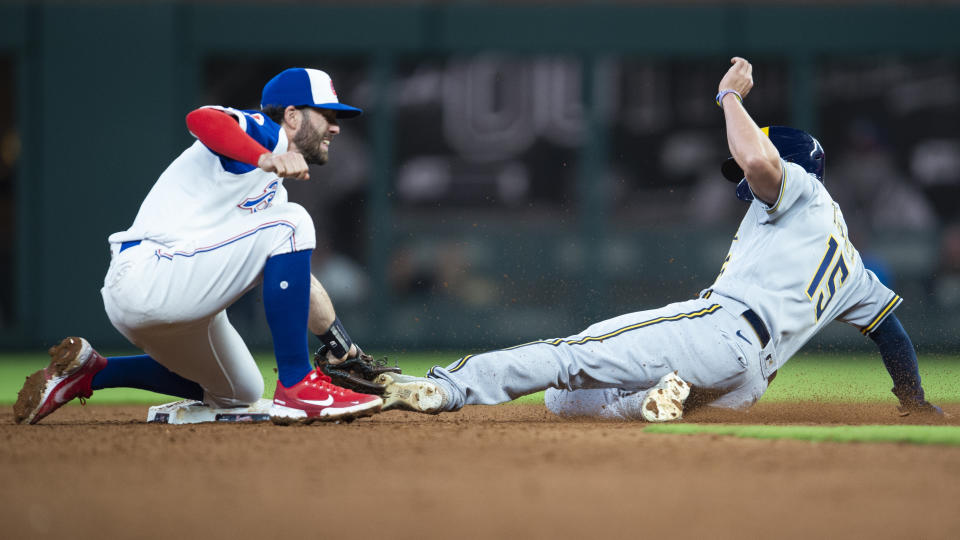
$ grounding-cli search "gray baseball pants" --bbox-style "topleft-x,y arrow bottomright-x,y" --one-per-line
427,296 -> 773,418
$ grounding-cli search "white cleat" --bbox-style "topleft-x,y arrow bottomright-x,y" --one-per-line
374,372 -> 447,414
640,371 -> 691,422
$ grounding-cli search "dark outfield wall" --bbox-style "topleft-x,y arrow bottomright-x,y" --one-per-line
1,3 -> 958,350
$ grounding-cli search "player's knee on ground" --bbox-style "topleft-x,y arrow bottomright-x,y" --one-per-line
544,388 -> 573,416
204,375 -> 265,408
266,202 -> 316,256
545,387 -> 617,418
546,387 -> 647,420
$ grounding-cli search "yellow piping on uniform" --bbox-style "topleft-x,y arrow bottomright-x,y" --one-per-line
449,305 -> 724,373
765,162 -> 787,214
861,295 -> 902,335
448,354 -> 475,373
502,304 -> 723,351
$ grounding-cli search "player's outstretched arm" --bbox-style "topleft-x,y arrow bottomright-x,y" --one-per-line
718,57 -> 782,205
308,276 -> 393,391
308,274 -> 358,363
869,314 -> 943,416
308,273 -> 337,335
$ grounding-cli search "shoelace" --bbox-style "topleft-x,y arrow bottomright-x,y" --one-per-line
308,369 -> 350,396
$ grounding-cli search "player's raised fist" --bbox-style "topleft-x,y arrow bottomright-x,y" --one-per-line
718,56 -> 754,100
258,151 -> 310,180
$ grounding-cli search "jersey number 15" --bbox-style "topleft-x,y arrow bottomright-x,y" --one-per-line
806,236 -> 849,321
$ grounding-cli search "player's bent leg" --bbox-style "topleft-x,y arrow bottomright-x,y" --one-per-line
258,202 -> 317,257
702,372 -> 769,411
697,334 -> 770,412
543,387 -> 644,420
14,337 -> 107,425
424,299 -> 739,411
251,211 -> 383,423
262,249 -> 314,390
204,313 -> 266,406
545,376 -> 693,422
123,311 -> 265,408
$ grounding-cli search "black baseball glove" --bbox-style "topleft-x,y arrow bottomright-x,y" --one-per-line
314,348 -> 401,396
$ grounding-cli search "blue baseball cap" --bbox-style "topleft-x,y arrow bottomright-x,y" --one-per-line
721,126 -> 825,201
261,68 -> 362,118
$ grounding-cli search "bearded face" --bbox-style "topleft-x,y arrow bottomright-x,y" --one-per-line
292,109 -> 337,165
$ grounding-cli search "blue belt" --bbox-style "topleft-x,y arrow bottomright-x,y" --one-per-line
740,309 -> 771,348
119,240 -> 142,253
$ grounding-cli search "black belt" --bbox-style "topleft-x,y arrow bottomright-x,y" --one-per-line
119,240 -> 142,253
741,309 -> 770,348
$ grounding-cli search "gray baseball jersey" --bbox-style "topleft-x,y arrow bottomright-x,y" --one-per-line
427,160 -> 900,414
704,160 -> 900,378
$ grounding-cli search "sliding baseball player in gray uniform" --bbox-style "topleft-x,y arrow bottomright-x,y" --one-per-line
376,57 -> 942,421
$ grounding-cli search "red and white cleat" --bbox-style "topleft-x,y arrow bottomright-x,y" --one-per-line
14,337 -> 108,425
270,369 -> 382,425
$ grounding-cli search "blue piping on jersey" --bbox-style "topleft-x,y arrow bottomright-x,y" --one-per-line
155,220 -> 297,260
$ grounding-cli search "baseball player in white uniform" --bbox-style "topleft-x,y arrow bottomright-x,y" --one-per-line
376,57 -> 943,421
15,68 -> 382,425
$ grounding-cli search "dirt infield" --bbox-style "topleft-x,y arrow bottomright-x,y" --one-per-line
3,402 -> 959,540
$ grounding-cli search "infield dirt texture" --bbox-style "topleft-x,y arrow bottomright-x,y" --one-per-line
2,402 -> 959,539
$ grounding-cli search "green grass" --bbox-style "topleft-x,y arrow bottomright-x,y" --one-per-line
0,351 -> 459,405
761,353 -> 960,404
645,424 -> 960,446
4,350 -> 959,445
2,351 -> 958,407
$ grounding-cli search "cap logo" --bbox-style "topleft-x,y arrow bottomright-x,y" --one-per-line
306,69 -> 338,105
330,80 -> 338,97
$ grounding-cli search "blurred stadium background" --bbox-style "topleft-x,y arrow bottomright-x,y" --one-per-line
0,2 -> 958,355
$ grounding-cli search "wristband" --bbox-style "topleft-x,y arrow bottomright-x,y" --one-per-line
715,89 -> 743,108
318,317 -> 353,359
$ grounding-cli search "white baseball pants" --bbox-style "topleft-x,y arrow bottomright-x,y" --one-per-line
101,203 -> 315,407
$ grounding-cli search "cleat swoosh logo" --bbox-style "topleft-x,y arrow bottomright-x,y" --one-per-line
301,396 -> 334,407
52,377 -> 83,404
736,330 -> 752,345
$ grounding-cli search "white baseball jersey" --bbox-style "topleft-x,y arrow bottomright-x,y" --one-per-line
102,106 -> 316,407
703,160 -> 901,375
108,106 -> 289,247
